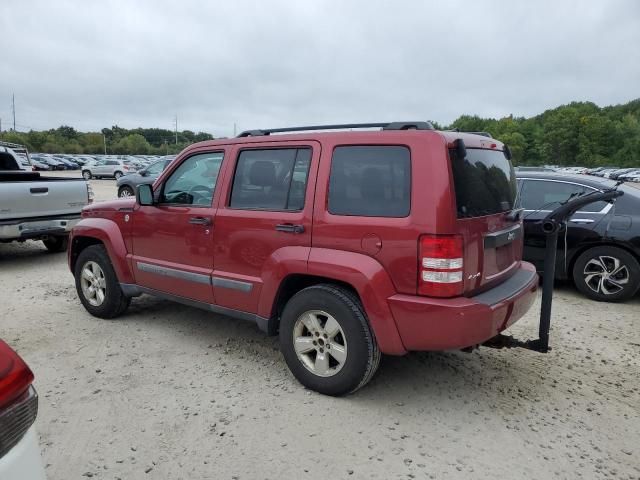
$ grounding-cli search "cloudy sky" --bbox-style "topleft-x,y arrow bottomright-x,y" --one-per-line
2,0 -> 639,137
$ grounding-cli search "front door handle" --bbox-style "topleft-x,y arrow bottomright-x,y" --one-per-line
275,223 -> 305,234
570,218 -> 595,224
189,216 -> 211,226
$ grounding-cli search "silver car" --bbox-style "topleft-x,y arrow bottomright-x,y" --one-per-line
82,159 -> 131,180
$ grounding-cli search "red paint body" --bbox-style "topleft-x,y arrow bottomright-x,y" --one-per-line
69,130 -> 538,355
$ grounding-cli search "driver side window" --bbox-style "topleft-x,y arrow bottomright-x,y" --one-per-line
160,152 -> 224,206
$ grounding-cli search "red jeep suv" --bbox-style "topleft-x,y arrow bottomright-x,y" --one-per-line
68,122 -> 538,395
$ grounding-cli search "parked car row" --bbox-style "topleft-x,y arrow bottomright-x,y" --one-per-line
516,165 -> 640,183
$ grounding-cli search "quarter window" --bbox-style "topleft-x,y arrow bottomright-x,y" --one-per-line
328,146 -> 411,217
160,152 -> 224,206
230,148 -> 311,210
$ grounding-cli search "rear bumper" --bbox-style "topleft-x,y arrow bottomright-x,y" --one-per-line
0,215 -> 80,241
0,427 -> 46,480
389,262 -> 538,351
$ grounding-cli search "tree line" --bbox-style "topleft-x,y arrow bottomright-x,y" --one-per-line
0,125 -> 214,156
1,98 -> 638,166
440,99 -> 640,167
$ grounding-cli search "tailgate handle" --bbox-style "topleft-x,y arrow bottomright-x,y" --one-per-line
189,216 -> 211,226
275,223 -> 304,234
30,187 -> 48,194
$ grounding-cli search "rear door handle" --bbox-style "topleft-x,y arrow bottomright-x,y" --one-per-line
275,223 -> 305,234
30,187 -> 48,194
189,216 -> 211,226
570,218 -> 595,224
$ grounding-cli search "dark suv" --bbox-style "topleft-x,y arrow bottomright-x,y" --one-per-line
68,122 -> 538,395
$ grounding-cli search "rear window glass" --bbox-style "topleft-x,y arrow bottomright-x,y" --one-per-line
328,146 -> 410,217
450,148 -> 517,218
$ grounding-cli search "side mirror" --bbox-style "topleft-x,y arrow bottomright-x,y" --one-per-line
136,183 -> 154,206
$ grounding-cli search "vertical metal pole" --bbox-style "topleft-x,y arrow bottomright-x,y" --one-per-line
12,94 -> 16,131
174,115 -> 178,144
539,227 -> 559,352
103,134 -> 107,154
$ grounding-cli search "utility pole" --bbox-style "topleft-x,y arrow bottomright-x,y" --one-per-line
12,94 -> 16,131
103,134 -> 107,154
174,115 -> 178,144
233,123 -> 237,136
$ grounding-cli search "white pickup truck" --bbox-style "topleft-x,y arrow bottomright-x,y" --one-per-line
0,146 -> 92,251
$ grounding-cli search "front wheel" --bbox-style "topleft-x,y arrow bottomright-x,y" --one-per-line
82,170 -> 92,180
118,185 -> 135,198
74,245 -> 130,318
573,246 -> 640,302
279,284 -> 381,396
42,235 -> 68,253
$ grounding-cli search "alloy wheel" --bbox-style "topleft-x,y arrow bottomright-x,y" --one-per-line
583,255 -> 630,295
80,261 -> 107,306
292,310 -> 347,377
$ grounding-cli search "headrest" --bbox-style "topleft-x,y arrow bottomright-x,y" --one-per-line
249,161 -> 277,187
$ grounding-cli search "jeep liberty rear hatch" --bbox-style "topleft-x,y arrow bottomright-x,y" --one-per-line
449,140 -> 522,295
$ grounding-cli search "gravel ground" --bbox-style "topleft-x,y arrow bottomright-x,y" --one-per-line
1,174 -> 639,480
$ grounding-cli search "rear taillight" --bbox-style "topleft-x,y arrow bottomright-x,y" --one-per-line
0,340 -> 34,411
418,234 -> 464,297
86,183 -> 94,204
0,340 -> 38,460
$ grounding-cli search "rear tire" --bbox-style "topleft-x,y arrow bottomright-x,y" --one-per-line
572,246 -> 640,302
82,170 -> 92,180
74,245 -> 130,318
279,284 -> 381,396
114,171 -> 123,179
42,235 -> 68,253
118,185 -> 135,198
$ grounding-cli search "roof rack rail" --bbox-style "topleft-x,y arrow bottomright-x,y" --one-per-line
447,129 -> 493,138
237,121 -> 434,137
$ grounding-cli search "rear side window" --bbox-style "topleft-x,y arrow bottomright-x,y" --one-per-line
519,180 -> 607,212
328,146 -> 410,217
230,148 -> 311,211
0,152 -> 20,170
450,147 -> 517,218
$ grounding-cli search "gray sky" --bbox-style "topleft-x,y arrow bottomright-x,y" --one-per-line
2,0 -> 639,137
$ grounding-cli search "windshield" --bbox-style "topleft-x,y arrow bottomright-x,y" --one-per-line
450,147 -> 517,218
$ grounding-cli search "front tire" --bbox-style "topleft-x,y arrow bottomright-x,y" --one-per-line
118,185 -> 135,198
573,246 -> 640,302
82,170 -> 92,180
279,284 -> 381,396
74,245 -> 130,318
42,235 -> 68,253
